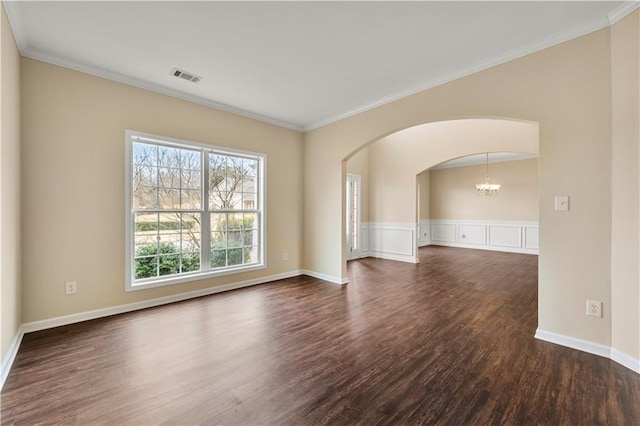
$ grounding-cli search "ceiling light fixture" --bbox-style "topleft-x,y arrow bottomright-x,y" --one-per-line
476,153 -> 501,196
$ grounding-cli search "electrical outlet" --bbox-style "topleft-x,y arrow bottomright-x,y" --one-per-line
283,252 -> 288,262
65,281 -> 77,295
586,300 -> 602,318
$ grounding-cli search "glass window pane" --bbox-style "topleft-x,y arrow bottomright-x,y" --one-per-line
135,234 -> 157,255
243,230 -> 257,246
211,213 -> 227,231
133,143 -> 157,166
242,193 -> 256,210
159,189 -> 180,209
209,171 -> 226,194
228,231 -> 243,248
227,213 -> 243,230
158,145 -> 180,168
243,246 -> 258,265
135,212 -> 158,230
181,190 -> 201,210
158,254 -> 181,276
181,213 -> 201,252
227,248 -> 243,266
243,213 -> 256,229
211,249 -> 227,268
135,256 -> 158,279
211,231 -> 226,248
134,165 -> 157,189
158,167 -> 181,190
133,188 -> 158,210
242,176 -> 256,193
243,158 -> 257,176
181,252 -> 200,273
181,170 -> 201,190
181,149 -> 200,171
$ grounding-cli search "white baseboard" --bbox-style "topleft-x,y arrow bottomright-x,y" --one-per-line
418,240 -> 431,247
302,269 -> 348,285
431,241 -> 538,255
535,328 -> 640,374
21,270 -> 304,334
367,251 -> 418,264
535,329 -> 611,358
1,326 -> 24,390
611,348 -> 640,374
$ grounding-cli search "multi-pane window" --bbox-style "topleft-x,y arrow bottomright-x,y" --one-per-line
125,131 -> 265,290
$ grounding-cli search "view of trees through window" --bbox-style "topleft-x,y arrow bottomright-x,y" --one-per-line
130,138 -> 261,283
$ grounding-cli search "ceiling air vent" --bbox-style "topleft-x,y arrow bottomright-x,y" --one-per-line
170,68 -> 202,83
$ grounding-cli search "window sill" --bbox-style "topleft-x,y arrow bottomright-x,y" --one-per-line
126,263 -> 266,292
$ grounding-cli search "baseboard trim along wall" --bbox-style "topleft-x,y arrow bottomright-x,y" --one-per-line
535,329 -> 640,374
302,269 -> 349,285
1,328 -> 25,390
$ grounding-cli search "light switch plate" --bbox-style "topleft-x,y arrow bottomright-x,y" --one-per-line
555,196 -> 569,211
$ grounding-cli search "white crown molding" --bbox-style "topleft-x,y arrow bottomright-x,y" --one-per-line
303,15 -> 612,131
5,2 -> 633,135
20,47 -> 303,132
608,1 -> 639,25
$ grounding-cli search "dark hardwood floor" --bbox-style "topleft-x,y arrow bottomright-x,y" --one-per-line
2,246 -> 639,425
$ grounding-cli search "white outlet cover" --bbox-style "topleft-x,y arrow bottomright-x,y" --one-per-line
586,299 -> 602,318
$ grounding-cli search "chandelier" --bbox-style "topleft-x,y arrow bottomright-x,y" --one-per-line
476,153 -> 501,196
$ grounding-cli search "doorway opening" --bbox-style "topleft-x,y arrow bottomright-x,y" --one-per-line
346,174 -> 361,260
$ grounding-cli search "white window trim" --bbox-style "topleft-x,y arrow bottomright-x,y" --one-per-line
124,130 -> 267,292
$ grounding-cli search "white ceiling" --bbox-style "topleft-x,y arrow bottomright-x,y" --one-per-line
5,1 -> 635,131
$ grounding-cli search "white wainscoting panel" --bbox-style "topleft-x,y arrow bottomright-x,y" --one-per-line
488,225 -> 522,248
429,220 -> 538,255
418,220 -> 431,247
367,223 -> 417,263
458,224 -> 486,245
431,223 -> 456,243
359,223 -> 370,256
524,226 -> 539,249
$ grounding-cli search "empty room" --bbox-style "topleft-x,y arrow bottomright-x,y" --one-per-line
1,1 -> 639,424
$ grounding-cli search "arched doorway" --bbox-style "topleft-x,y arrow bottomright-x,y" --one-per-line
343,118 -> 539,267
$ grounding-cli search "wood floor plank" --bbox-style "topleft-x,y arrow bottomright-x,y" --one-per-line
2,246 -> 639,425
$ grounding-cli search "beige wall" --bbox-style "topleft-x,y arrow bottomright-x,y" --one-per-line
417,170 -> 430,221
346,145 -> 370,223
611,11 -> 640,361
304,27 -> 614,348
366,119 -> 538,224
21,58 -> 304,323
1,4 -> 21,364
429,158 -> 538,221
